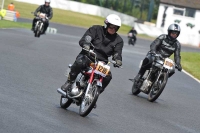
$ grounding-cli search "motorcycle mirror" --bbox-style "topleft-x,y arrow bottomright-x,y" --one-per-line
85,35 -> 92,43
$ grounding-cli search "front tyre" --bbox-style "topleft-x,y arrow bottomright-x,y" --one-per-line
79,81 -> 100,117
132,81 -> 141,95
60,96 -> 73,109
148,72 -> 168,102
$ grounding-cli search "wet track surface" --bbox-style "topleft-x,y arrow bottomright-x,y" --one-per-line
0,24 -> 200,133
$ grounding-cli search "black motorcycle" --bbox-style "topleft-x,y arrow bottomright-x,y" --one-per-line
128,32 -> 136,46
130,53 -> 176,102
33,13 -> 48,38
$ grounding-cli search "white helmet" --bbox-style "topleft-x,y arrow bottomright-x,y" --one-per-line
104,14 -> 121,31
45,0 -> 51,3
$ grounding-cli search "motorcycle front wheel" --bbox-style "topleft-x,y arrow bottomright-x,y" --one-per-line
60,95 -> 73,109
148,72 -> 168,102
35,24 -> 41,37
79,81 -> 100,117
132,81 -> 141,95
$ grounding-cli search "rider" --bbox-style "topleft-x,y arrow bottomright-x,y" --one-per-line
128,27 -> 137,44
134,23 -> 182,82
61,14 -> 124,94
31,0 -> 53,34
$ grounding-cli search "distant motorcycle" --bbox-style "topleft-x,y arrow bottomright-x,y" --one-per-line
128,32 -> 136,46
33,13 -> 48,37
130,52 -> 176,102
57,36 -> 122,117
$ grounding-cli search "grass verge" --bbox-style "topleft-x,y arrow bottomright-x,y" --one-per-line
3,0 -> 154,39
0,20 -> 31,28
181,52 -> 200,80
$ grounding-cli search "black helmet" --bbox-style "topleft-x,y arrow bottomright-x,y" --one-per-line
168,24 -> 181,40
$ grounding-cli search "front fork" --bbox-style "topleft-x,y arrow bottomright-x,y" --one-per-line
85,70 -> 103,97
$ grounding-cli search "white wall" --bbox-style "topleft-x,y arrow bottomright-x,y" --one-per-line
156,3 -> 200,47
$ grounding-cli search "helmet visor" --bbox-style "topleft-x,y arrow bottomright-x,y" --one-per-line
108,24 -> 118,31
170,31 -> 179,39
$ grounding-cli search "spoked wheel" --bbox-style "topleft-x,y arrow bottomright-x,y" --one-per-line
79,81 -> 100,117
34,24 -> 41,38
132,81 -> 141,95
148,72 -> 168,102
36,29 -> 40,37
60,95 -> 73,109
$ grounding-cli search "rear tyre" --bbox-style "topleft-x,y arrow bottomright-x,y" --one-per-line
79,81 -> 100,117
148,72 -> 168,102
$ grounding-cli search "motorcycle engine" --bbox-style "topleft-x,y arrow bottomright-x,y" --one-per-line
140,79 -> 152,92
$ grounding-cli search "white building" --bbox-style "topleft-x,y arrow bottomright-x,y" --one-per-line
156,0 -> 200,47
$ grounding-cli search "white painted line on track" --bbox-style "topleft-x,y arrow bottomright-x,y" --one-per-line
182,69 -> 200,84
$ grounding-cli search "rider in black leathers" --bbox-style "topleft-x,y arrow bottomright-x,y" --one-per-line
31,0 -> 53,34
61,14 -> 124,94
128,27 -> 137,45
135,24 -> 182,81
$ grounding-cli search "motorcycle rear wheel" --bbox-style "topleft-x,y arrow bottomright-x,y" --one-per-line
60,95 -> 73,109
148,72 -> 168,102
79,81 -> 100,117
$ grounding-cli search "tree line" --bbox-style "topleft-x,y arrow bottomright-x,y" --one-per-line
72,0 -> 160,22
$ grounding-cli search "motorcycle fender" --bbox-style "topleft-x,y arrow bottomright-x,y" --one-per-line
139,60 -> 143,68
94,80 -> 102,87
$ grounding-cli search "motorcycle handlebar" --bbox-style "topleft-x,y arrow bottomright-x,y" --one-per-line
110,60 -> 123,68
82,48 -> 122,68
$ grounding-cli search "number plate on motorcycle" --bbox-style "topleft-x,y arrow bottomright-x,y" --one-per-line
164,58 -> 174,69
94,62 -> 110,77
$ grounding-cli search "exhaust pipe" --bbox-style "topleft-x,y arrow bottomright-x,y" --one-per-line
57,88 -> 84,99
57,88 -> 67,97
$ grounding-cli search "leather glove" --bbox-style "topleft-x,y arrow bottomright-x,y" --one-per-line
176,64 -> 182,71
83,44 -> 90,51
114,60 -> 122,67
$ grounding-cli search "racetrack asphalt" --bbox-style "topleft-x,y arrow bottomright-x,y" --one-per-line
0,21 -> 200,133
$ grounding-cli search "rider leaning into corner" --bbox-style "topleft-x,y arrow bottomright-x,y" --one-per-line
61,14 -> 124,97
31,0 -> 53,34
134,23 -> 182,82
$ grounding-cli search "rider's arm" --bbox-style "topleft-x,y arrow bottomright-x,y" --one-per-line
48,7 -> 53,20
174,41 -> 181,66
79,26 -> 96,47
150,34 -> 165,52
134,30 -> 137,35
113,38 -> 124,61
34,5 -> 42,16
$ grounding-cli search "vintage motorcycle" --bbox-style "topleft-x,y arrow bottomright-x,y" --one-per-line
57,36 -> 122,117
33,13 -> 48,38
130,52 -> 176,102
128,32 -> 136,46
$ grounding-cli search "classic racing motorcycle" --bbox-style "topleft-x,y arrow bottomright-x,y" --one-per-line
33,13 -> 48,37
57,36 -> 122,117
130,53 -> 176,102
128,32 -> 136,46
